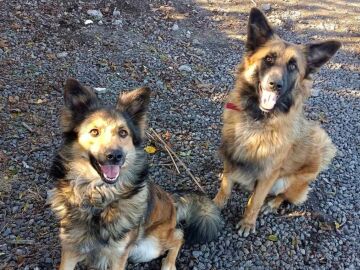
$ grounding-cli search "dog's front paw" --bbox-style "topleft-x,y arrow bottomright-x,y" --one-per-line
161,258 -> 176,270
236,219 -> 256,237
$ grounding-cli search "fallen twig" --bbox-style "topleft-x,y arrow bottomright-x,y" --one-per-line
21,122 -> 34,133
7,239 -> 35,245
149,128 -> 206,193
146,131 -> 180,174
279,211 -> 309,219
187,52 -> 202,60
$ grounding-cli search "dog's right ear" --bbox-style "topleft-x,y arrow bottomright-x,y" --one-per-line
63,78 -> 99,114
246,8 -> 274,52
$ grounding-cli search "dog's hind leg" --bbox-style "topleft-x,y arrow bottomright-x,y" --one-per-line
161,229 -> 184,270
262,169 -> 318,215
261,195 -> 285,215
283,176 -> 312,205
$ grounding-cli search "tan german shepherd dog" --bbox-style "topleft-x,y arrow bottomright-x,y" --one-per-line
213,8 -> 340,237
48,79 -> 221,269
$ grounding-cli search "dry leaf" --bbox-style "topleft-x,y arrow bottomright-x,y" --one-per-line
267,234 -> 278,242
46,53 -> 57,60
0,38 -> 8,49
319,222 -> 332,231
291,236 -> 298,246
179,150 -> 191,157
164,131 -> 171,141
144,145 -> 157,154
334,221 -> 341,230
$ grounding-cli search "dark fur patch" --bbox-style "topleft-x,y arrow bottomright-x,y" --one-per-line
64,78 -> 99,116
49,154 -> 67,180
305,41 -> 342,76
240,82 -> 266,121
144,183 -> 156,223
246,8 -> 274,52
122,112 -> 143,146
220,141 -> 261,176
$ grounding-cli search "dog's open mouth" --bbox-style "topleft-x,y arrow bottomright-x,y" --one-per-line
90,155 -> 121,184
259,84 -> 278,112
99,165 -> 120,184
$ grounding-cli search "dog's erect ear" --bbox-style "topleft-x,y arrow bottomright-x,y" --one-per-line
63,78 -> 99,114
304,41 -> 341,75
117,87 -> 151,128
246,8 -> 274,52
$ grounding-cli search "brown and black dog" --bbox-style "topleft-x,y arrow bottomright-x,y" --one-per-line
213,8 -> 340,237
48,79 -> 221,269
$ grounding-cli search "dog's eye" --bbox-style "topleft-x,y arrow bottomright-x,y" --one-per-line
288,60 -> 297,71
90,129 -> 100,137
119,129 -> 128,138
264,55 -> 274,64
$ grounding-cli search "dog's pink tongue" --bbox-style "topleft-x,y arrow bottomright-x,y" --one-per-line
100,165 -> 120,180
260,89 -> 277,111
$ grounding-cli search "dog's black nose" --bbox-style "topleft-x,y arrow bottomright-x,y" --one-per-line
106,150 -> 123,163
269,80 -> 283,91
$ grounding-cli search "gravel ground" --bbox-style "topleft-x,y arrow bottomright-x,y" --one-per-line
0,0 -> 359,269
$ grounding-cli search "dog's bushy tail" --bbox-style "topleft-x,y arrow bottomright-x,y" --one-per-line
173,192 -> 222,244
313,126 -> 337,171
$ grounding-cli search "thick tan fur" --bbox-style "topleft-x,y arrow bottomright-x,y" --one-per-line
214,8 -> 338,236
50,79 -> 221,269
56,182 -> 182,270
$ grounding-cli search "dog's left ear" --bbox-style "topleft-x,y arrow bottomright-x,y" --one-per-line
305,40 -> 341,75
117,87 -> 151,129
246,8 -> 274,52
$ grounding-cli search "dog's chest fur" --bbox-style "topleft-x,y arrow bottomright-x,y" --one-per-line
221,104 -> 302,184
50,181 -> 149,267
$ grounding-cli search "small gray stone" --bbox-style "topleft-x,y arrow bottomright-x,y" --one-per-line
56,52 -> 68,58
261,4 -> 271,12
178,64 -> 192,72
84,19 -> 94,25
3,228 -> 11,236
312,88 -> 320,97
192,250 -> 202,258
87,10 -> 103,20
172,23 -> 179,31
112,20 -> 122,26
113,9 -> 121,17
193,39 -> 201,45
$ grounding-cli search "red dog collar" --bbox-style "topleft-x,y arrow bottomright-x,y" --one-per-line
225,102 -> 242,112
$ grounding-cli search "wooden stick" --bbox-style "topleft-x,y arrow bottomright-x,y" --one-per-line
21,122 -> 34,133
149,128 -> 206,193
7,239 -> 35,245
146,131 -> 180,174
